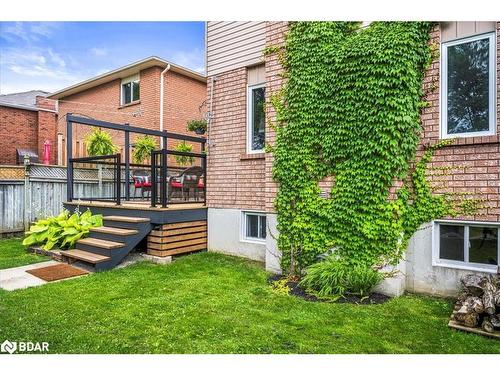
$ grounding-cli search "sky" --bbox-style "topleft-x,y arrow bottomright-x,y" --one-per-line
0,22 -> 205,94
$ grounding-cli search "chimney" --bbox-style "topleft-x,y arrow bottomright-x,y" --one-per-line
35,96 -> 57,111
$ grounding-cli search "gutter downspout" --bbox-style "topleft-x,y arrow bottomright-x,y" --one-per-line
159,64 -> 171,149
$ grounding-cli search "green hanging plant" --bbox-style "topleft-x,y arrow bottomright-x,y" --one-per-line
84,128 -> 118,156
132,135 -> 157,164
173,141 -> 194,166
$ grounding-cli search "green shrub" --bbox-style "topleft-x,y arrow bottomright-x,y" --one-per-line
22,210 -> 103,250
299,254 -> 383,297
132,135 -> 157,164
85,128 -> 118,156
173,141 -> 194,166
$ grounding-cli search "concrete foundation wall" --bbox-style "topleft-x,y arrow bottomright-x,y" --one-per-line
208,208 -> 266,262
405,222 -> 490,297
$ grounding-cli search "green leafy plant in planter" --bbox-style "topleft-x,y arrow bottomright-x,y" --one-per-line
22,209 -> 103,250
132,135 -> 157,164
187,119 -> 207,135
84,128 -> 118,156
173,141 -> 194,166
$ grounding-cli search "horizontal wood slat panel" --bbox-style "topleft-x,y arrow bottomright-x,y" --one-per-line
147,238 -> 207,251
150,225 -> 207,237
161,220 -> 206,230
147,243 -> 207,257
148,232 -> 206,244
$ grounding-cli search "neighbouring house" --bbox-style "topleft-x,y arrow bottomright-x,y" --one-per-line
47,56 -> 207,164
205,21 -> 500,296
0,90 -> 58,165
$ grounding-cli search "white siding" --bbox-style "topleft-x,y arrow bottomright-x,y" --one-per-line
206,21 -> 266,76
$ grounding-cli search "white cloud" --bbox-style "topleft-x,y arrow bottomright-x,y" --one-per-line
0,22 -> 59,42
90,47 -> 107,57
48,49 -> 66,68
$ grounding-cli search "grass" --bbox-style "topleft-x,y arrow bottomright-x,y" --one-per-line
0,237 -> 48,270
0,245 -> 499,353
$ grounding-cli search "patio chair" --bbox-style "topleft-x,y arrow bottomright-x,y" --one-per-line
168,166 -> 205,202
131,169 -> 152,198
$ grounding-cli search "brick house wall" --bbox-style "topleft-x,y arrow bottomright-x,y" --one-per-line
57,66 -> 206,163
0,100 -> 58,165
420,23 -> 500,223
0,106 -> 38,164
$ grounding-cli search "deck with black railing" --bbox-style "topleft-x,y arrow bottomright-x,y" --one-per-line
61,114 -> 208,269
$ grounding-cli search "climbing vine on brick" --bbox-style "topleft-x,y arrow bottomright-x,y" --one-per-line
270,22 -> 478,275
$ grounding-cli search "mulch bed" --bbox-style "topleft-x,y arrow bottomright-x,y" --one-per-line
26,263 -> 88,282
268,275 -> 391,305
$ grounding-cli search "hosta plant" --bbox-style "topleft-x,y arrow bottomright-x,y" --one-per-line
22,209 -> 103,250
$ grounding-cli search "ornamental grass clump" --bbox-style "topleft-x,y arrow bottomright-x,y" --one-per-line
22,209 -> 103,250
299,254 -> 383,298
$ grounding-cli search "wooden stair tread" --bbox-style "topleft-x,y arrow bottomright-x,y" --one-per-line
60,249 -> 110,263
90,226 -> 138,235
103,216 -> 150,223
77,238 -> 124,249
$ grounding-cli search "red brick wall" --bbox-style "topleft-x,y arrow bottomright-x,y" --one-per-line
57,66 -> 206,162
37,111 -> 58,165
208,21 -> 500,222
206,67 -> 266,210
420,23 -> 500,222
0,106 -> 38,164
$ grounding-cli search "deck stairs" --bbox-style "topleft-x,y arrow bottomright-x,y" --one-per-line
60,216 -> 153,271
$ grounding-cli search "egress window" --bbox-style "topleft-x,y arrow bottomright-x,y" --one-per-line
121,74 -> 140,105
243,212 -> 266,242
441,33 -> 496,138
434,221 -> 499,272
247,84 -> 266,153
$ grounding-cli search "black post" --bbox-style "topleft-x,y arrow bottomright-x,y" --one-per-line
116,154 -> 121,205
161,149 -> 167,208
151,151 -> 157,207
201,142 -> 207,205
66,117 -> 73,202
124,127 -> 130,201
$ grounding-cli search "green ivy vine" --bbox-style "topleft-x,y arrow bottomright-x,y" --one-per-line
269,22 -> 479,275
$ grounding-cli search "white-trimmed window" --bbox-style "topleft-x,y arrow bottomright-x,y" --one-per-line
440,32 -> 496,138
433,220 -> 499,273
121,74 -> 140,105
242,212 -> 266,242
247,83 -> 266,153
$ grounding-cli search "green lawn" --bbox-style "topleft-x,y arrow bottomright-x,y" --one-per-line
0,237 -> 48,270
0,246 -> 499,353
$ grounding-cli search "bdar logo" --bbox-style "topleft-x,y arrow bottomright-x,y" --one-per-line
1,340 -> 17,354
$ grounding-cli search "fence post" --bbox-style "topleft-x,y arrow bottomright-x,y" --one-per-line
23,156 -> 31,232
116,154 -> 121,205
151,151 -> 157,207
161,149 -> 167,208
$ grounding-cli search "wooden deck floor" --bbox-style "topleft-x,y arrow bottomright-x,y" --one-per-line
65,200 -> 206,212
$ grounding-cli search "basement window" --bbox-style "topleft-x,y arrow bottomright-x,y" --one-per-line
433,221 -> 499,273
242,212 -> 266,243
440,32 -> 496,138
121,74 -> 140,105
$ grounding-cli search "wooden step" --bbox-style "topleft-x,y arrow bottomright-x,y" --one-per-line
103,216 -> 150,223
90,226 -> 138,236
77,238 -> 124,249
60,249 -> 110,264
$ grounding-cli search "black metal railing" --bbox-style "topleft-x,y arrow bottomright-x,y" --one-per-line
65,114 -> 207,207
68,154 -> 121,205
151,148 -> 206,208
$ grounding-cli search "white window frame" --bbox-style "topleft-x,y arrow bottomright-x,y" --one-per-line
241,211 -> 267,244
440,32 -> 497,139
246,83 -> 266,154
121,74 -> 140,106
432,220 -> 500,273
